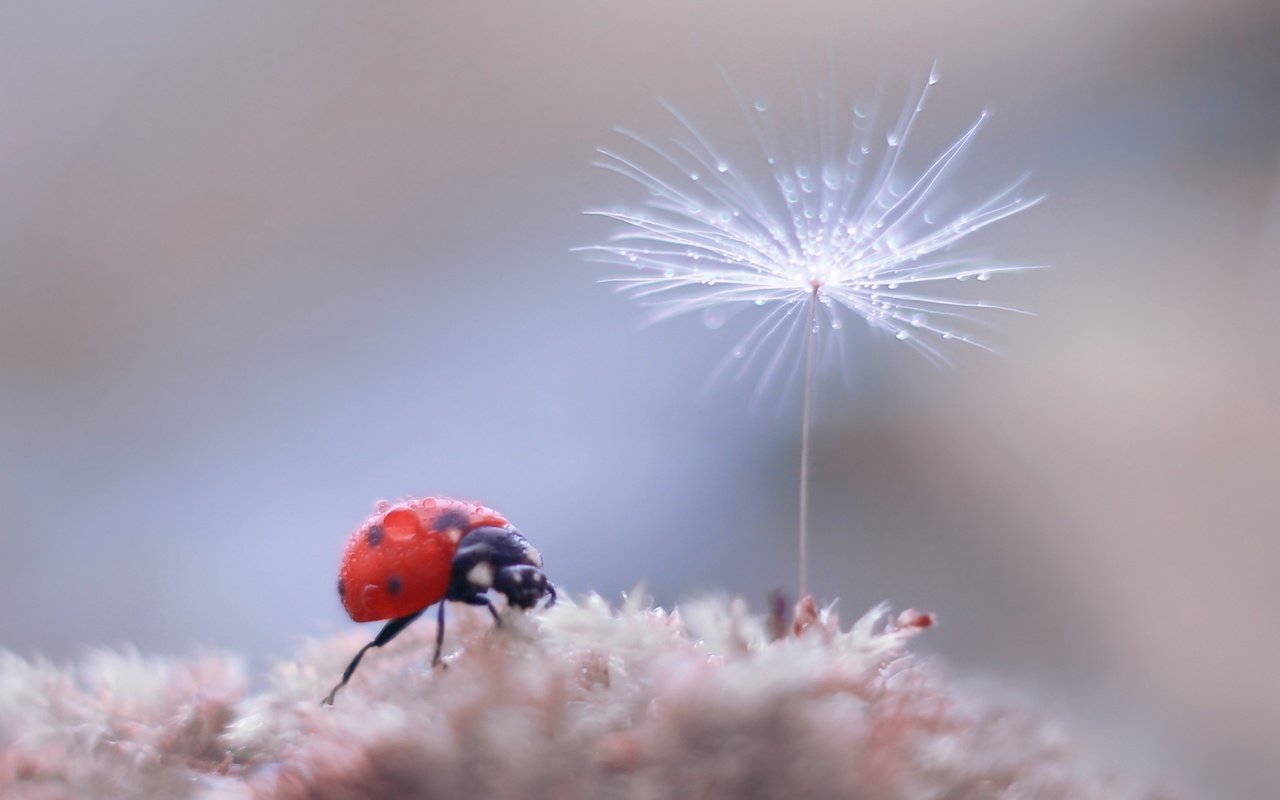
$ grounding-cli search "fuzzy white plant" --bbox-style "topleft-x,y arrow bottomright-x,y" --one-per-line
581,69 -> 1044,597
1,596 -> 1167,800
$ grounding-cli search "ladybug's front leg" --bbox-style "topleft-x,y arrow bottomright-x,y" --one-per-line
434,590 -> 503,666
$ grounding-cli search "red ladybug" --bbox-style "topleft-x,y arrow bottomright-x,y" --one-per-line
324,496 -> 555,705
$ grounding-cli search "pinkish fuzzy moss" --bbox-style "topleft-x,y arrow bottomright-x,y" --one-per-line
2,595 -> 1169,799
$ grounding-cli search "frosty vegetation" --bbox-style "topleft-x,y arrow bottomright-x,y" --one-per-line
1,595 -> 1167,799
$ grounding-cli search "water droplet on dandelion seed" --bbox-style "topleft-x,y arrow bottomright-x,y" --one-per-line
977,272 -> 991,281
896,330 -> 910,340
702,308 -> 727,329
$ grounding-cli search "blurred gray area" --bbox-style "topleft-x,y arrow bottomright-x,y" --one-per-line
2,1 -> 1277,796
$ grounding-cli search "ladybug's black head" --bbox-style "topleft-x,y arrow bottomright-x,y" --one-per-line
447,526 -> 555,610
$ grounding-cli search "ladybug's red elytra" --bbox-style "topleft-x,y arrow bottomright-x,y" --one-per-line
324,496 -> 554,705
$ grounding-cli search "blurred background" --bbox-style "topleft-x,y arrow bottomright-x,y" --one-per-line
2,1 -> 1277,796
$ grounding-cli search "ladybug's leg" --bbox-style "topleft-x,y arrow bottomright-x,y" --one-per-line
455,593 -> 503,624
432,592 -> 504,666
432,601 -> 446,667
323,608 -> 425,705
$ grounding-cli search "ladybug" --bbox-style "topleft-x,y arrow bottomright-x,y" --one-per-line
323,496 -> 555,705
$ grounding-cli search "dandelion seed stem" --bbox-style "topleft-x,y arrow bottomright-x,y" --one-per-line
798,284 -> 820,598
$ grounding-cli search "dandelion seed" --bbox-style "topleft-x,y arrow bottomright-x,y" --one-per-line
579,68 -> 1044,597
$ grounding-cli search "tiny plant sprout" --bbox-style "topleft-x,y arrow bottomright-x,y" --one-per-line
580,66 -> 1044,598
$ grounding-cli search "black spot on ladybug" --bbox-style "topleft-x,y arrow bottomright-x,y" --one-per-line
337,578 -> 346,597
432,510 -> 470,534
367,524 -> 384,547
388,576 -> 403,596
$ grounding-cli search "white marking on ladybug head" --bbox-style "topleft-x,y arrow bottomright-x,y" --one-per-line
467,561 -> 494,588
524,544 -> 543,567
446,527 -> 463,545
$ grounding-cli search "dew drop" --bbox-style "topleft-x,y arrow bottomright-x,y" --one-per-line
860,145 -> 870,155
887,133 -> 900,147
887,282 -> 899,290
830,319 -> 843,330
956,274 -> 969,281
928,67 -> 941,86
717,162 -> 729,173
754,100 -> 768,112
895,330 -> 910,340
911,314 -> 926,327
663,268 -> 675,278
977,272 -> 991,281
753,298 -> 767,306
690,172 -> 700,181
702,308 -> 727,330
732,347 -> 746,359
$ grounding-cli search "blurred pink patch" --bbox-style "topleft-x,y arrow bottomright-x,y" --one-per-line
1,597 -> 1170,799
